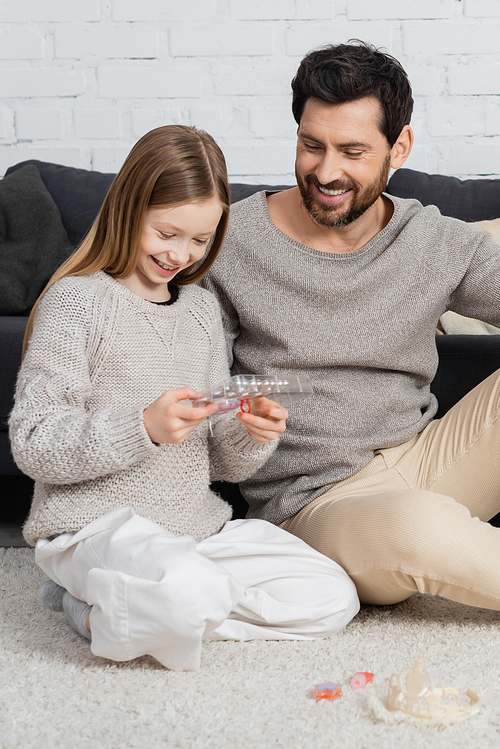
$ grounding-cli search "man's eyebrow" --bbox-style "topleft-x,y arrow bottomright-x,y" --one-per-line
338,141 -> 370,149
298,131 -> 370,149
298,131 -> 323,145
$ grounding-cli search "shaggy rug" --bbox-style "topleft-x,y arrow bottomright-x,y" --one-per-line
2,548 -> 500,749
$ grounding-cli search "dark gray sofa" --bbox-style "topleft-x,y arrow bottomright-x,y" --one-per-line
1,161 -> 500,523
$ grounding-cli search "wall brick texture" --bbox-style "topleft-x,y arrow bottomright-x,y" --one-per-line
0,0 -> 499,181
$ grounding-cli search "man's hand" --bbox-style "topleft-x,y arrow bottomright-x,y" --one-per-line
143,387 -> 218,445
236,396 -> 288,443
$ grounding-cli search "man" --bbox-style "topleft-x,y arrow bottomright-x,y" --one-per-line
201,42 -> 500,610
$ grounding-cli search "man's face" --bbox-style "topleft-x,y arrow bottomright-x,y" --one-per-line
295,97 -> 393,228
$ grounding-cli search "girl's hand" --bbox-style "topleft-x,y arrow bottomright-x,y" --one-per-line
143,387 -> 218,445
236,397 -> 288,443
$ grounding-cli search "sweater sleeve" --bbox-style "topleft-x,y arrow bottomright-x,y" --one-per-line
202,294 -> 277,483
9,280 -> 156,484
447,229 -> 500,327
208,410 -> 277,484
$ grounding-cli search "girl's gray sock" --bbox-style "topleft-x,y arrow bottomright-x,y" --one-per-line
62,590 -> 92,641
38,580 -> 66,612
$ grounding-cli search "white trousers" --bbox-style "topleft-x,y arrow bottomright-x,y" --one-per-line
35,508 -> 359,671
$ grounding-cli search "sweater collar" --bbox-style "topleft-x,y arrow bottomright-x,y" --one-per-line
94,271 -> 189,317
258,189 -> 423,262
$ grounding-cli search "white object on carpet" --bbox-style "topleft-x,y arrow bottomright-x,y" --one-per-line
1,548 -> 500,749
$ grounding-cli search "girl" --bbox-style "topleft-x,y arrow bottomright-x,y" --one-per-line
9,125 -> 359,671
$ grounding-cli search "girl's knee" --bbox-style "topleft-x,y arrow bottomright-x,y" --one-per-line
334,573 -> 360,624
304,565 -> 360,636
315,574 -> 360,636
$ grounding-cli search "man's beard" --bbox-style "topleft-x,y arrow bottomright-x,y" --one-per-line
296,153 -> 391,229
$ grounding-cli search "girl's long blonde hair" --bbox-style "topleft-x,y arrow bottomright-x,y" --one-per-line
23,125 -> 230,356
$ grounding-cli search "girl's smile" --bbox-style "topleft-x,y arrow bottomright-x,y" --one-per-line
151,257 -> 179,274
119,198 -> 223,302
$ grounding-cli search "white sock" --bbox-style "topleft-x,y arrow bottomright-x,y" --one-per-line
62,591 -> 91,641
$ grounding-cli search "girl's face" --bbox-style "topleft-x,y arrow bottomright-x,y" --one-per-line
121,197 -> 223,302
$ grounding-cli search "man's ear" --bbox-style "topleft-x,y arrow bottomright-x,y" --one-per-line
390,125 -> 413,169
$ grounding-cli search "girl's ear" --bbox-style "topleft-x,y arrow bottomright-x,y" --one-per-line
390,125 -> 413,169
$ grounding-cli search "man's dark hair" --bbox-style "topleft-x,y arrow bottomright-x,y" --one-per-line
291,41 -> 413,147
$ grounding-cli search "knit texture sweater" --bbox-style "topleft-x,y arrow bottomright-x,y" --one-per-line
10,271 -> 275,546
201,191 -> 500,524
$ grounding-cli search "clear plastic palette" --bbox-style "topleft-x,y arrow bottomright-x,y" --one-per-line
192,374 -> 313,412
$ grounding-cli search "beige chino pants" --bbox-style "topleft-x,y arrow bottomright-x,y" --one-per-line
282,368 -> 500,610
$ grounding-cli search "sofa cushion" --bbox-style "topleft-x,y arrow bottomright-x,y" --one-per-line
0,165 -> 73,316
230,184 -> 291,203
386,168 -> 500,222
6,160 -> 115,248
5,161 -> 289,245
473,216 -> 500,243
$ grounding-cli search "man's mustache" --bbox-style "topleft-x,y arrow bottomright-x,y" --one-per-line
304,174 -> 356,192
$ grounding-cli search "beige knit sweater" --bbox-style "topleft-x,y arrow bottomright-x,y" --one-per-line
10,272 -> 275,546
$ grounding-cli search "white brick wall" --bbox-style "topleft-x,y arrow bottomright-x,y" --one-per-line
16,108 -> 64,140
54,26 -> 159,59
169,25 -> 275,57
0,2 -> 500,181
111,0 -> 218,22
74,109 -> 122,139
0,0 -> 100,22
348,1 -> 457,21
0,28 -> 44,59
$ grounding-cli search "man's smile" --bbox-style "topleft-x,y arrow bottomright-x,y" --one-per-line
317,186 -> 351,197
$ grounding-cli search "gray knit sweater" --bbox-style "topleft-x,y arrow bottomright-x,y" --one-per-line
201,191 -> 500,524
10,271 -> 275,546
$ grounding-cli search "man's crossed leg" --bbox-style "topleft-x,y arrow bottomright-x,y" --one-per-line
283,368 -> 500,609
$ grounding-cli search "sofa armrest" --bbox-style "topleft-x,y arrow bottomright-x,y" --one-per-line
0,316 -> 28,475
0,317 -> 27,429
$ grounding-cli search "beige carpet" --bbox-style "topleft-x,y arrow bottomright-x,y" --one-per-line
2,548 -> 500,749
